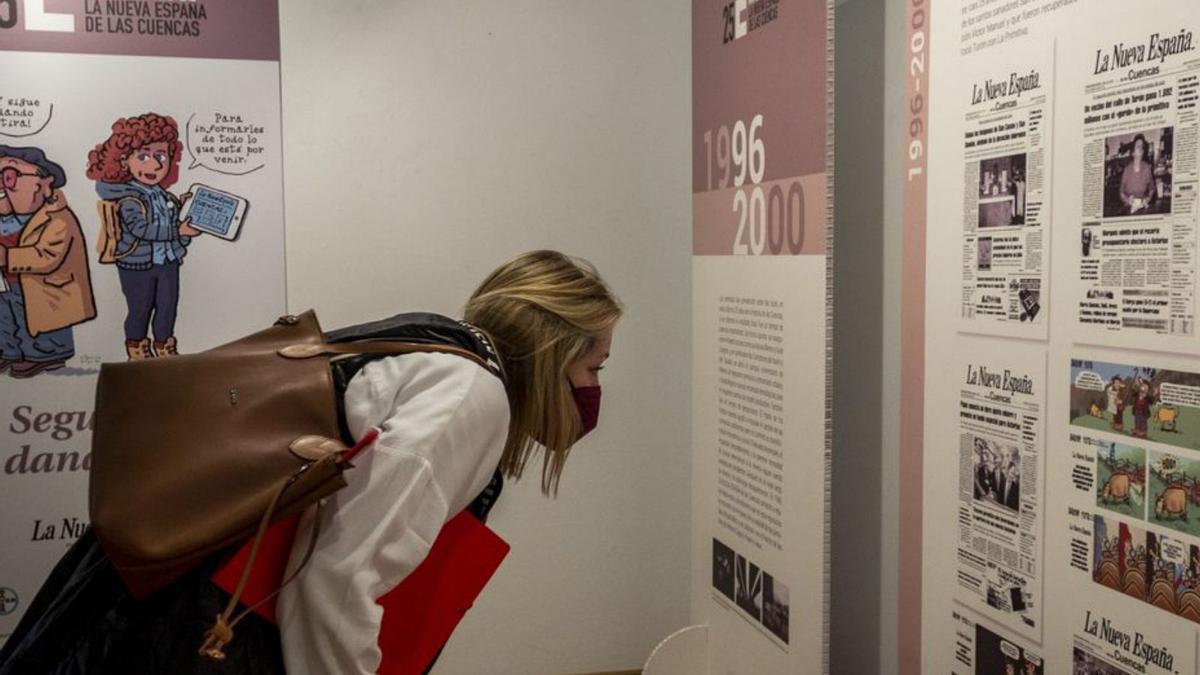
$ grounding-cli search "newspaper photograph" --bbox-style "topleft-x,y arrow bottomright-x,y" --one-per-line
956,350 -> 1046,640
1074,28 -> 1200,341
960,50 -> 1052,337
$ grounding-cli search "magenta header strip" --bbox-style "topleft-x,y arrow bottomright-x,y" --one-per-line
0,1 -> 280,61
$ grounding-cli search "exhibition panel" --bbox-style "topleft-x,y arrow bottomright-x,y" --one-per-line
691,0 -> 834,673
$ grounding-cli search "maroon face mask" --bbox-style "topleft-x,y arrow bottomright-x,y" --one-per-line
571,385 -> 602,440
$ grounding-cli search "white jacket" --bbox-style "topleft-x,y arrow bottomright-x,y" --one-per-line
277,352 -> 510,675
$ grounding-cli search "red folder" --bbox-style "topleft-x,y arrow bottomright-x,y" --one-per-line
212,510 -> 510,674
375,512 -> 510,674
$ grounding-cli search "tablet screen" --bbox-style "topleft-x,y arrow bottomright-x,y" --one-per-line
188,188 -> 240,237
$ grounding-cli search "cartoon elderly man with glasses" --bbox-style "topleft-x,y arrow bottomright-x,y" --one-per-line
0,146 -> 96,378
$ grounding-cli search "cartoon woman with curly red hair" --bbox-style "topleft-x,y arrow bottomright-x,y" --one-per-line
87,113 -> 202,360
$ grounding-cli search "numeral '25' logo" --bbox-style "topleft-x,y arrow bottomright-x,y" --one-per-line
721,1 -> 748,44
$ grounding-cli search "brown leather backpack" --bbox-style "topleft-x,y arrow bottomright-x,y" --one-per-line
88,310 -> 487,657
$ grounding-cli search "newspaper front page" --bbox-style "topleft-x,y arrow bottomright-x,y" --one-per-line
961,50 -> 1053,338
1074,30 -> 1200,345
956,348 -> 1046,641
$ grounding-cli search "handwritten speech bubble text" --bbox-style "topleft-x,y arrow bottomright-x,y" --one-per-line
1160,382 -> 1200,408
0,97 -> 53,138
186,112 -> 268,175
1074,370 -> 1106,392
1161,536 -> 1187,564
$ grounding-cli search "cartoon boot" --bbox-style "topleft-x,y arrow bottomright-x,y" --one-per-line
10,360 -> 66,378
153,336 -> 179,357
125,338 -> 154,361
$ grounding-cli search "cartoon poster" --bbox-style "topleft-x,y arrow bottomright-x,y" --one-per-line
0,1 -> 285,641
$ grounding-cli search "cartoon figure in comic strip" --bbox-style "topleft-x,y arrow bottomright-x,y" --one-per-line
1105,375 -> 1126,432
88,113 -> 203,360
1130,378 -> 1159,440
0,145 -> 97,378
1073,361 -> 1200,449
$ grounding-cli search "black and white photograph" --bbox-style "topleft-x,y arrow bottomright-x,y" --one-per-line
1103,127 -> 1173,218
761,572 -> 790,643
978,237 -> 993,271
1017,287 -> 1040,323
972,436 -> 1021,513
712,538 -> 735,602
978,153 -> 1027,228
734,553 -> 762,621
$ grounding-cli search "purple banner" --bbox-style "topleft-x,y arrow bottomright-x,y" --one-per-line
0,0 -> 279,61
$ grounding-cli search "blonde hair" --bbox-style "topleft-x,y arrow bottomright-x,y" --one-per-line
465,250 -> 622,495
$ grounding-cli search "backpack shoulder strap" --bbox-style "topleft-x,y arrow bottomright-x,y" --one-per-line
320,313 -> 505,443
278,340 -> 489,369
98,195 -> 147,219
113,196 -> 146,260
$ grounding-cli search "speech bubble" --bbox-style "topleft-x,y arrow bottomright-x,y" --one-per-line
1161,536 -> 1187,564
1152,453 -> 1181,477
0,96 -> 53,138
185,112 -> 268,175
999,639 -> 1021,660
1160,382 -> 1200,408
1074,370 -> 1105,391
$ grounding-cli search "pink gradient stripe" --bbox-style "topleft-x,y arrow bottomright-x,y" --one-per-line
693,174 -> 827,256
899,0 -> 929,673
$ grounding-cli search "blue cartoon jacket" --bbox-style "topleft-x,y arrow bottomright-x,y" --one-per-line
96,181 -> 191,271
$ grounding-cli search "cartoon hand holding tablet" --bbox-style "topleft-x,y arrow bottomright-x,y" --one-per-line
179,184 -> 249,241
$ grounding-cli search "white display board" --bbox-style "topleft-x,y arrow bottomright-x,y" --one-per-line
912,1 -> 1200,672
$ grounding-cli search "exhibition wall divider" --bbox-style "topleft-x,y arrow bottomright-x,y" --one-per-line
907,0 -> 1200,672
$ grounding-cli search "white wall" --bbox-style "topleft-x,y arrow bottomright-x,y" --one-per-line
279,2 -> 692,673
